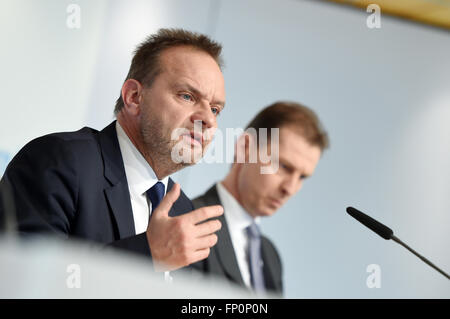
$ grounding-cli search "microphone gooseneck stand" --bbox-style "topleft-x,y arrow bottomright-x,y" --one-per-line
346,206 -> 449,280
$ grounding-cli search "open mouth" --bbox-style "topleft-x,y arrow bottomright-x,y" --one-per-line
182,131 -> 203,147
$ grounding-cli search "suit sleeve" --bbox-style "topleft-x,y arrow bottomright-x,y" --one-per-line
0,136 -> 78,236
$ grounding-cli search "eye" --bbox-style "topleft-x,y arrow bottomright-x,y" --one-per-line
179,93 -> 194,102
211,106 -> 221,116
300,174 -> 307,180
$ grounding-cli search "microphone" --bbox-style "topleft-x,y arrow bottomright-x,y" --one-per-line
346,206 -> 449,280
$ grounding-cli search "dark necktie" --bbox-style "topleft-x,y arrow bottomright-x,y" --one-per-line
247,222 -> 266,293
146,182 -> 165,217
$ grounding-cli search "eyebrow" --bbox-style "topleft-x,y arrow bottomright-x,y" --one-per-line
280,157 -> 310,177
175,82 -> 225,110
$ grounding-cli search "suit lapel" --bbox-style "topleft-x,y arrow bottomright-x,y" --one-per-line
104,181 -> 135,239
167,178 -> 190,217
216,213 -> 245,286
99,121 -> 135,238
203,185 -> 245,286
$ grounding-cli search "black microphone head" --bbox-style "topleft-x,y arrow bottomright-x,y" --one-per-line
346,207 -> 394,240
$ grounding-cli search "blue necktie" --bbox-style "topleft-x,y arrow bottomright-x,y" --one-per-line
247,222 -> 266,294
146,182 -> 165,216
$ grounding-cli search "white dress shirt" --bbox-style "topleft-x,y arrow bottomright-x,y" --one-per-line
116,122 -> 172,282
216,182 -> 260,288
116,122 -> 169,234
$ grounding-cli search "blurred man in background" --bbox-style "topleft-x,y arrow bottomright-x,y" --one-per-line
193,101 -> 329,295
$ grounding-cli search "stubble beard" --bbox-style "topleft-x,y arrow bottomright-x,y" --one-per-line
139,115 -> 195,176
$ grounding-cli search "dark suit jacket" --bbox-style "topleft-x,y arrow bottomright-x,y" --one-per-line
0,121 -> 194,260
192,185 -> 283,295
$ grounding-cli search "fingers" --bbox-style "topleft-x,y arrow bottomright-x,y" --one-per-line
152,183 -> 180,218
147,198 -> 223,271
188,205 -> 224,224
193,233 -> 218,251
195,218 -> 222,238
201,233 -> 218,249
190,248 -> 211,264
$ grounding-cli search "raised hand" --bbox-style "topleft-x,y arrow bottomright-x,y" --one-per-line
146,183 -> 223,271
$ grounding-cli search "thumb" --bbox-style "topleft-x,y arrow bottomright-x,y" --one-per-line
151,183 -> 180,218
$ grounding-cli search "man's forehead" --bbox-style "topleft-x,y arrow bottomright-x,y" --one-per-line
159,45 -> 219,71
158,46 -> 225,100
278,128 -> 321,167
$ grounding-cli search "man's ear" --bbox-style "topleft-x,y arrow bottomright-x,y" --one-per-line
121,79 -> 143,116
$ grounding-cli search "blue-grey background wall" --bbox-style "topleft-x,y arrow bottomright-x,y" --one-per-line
1,0 -> 449,298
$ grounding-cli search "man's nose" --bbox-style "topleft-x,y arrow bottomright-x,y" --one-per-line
281,175 -> 301,197
190,101 -> 216,129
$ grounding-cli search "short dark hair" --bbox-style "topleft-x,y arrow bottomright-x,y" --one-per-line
245,101 -> 329,151
114,28 -> 223,115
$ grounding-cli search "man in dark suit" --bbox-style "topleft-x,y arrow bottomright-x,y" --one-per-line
0,28 -> 226,274
193,102 -> 329,296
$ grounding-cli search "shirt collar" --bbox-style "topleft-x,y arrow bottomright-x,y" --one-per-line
216,182 -> 260,232
116,121 -> 169,196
